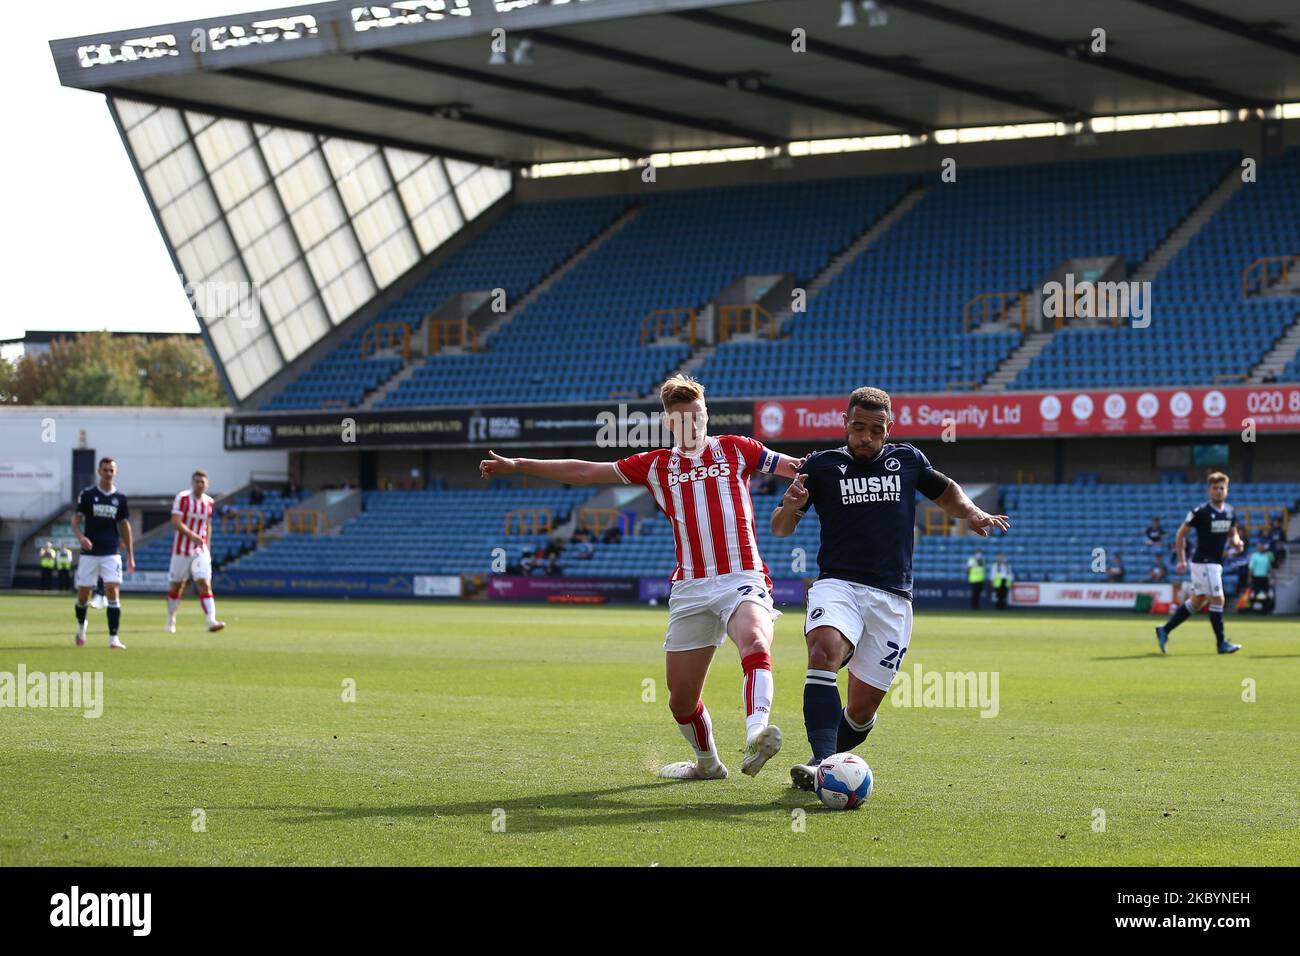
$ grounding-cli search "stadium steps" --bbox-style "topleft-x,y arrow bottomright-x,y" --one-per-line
359,205 -> 643,410
647,181 -> 929,396
361,356 -> 426,409
1130,166 -> 1244,284
477,204 -> 644,347
770,180 -> 930,336
982,331 -> 1056,391
1248,310 -> 1300,383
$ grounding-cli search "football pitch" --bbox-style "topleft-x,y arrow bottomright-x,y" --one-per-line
0,594 -> 1295,866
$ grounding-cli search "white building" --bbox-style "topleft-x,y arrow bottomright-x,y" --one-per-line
0,406 -> 286,522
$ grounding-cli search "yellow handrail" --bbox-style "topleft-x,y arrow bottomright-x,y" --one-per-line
504,508 -> 554,536
963,291 -> 1028,334
640,308 -> 697,347
577,507 -> 623,534
429,318 -> 478,354
1242,255 -> 1300,298
284,509 -> 330,534
717,304 -> 777,343
1237,505 -> 1288,539
221,510 -> 265,548
361,322 -> 412,361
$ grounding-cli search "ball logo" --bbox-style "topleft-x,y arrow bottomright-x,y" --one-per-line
884,457 -> 900,471
1170,391 -> 1193,418
1103,394 -> 1126,419
759,402 -> 785,438
1203,390 -> 1226,418
1039,395 -> 1062,422
1071,394 -> 1094,420
1136,392 -> 1159,419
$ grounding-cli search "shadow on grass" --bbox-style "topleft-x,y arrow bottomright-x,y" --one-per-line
1093,652 -> 1300,660
210,781 -> 822,833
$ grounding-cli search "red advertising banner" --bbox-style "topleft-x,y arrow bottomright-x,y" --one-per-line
753,385 -> 1300,441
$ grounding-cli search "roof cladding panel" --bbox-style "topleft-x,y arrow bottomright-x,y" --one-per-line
110,94 -> 508,401
63,0 -> 1300,165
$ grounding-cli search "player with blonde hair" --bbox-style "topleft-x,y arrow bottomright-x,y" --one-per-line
480,375 -> 804,779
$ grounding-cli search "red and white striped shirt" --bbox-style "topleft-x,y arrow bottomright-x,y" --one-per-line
172,491 -> 214,556
614,435 -> 780,583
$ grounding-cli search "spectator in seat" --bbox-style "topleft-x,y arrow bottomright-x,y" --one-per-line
1148,560 -> 1167,583
1106,552 -> 1125,582
249,483 -> 264,506
601,524 -> 623,545
1144,517 -> 1164,549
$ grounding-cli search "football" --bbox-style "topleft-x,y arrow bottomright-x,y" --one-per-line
815,752 -> 874,810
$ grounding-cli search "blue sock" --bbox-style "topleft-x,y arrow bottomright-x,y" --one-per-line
106,601 -> 121,636
803,669 -> 840,762
1164,599 -> 1192,632
836,710 -> 876,753
1209,605 -> 1225,643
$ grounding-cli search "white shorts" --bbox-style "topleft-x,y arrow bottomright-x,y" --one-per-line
804,578 -> 914,692
169,550 -> 212,583
664,570 -> 781,653
75,554 -> 122,589
1189,562 -> 1224,598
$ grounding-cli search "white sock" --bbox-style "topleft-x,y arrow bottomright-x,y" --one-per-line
741,651 -> 774,740
200,594 -> 217,624
674,701 -> 718,766
166,594 -> 180,617
844,710 -> 876,733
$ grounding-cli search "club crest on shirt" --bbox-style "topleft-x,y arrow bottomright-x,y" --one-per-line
884,458 -> 901,472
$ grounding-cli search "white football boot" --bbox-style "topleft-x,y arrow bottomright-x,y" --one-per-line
740,724 -> 783,777
658,759 -> 729,780
164,616 -> 177,634
109,636 -> 127,650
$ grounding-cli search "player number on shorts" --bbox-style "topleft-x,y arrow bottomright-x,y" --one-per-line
879,641 -> 907,671
736,585 -> 768,599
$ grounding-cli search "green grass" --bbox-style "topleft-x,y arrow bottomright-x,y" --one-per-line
0,594 -> 1296,866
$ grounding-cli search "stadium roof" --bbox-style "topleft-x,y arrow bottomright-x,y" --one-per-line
49,0 -> 1300,408
52,0 -> 1300,168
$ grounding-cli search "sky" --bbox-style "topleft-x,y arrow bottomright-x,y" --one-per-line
1,2 -> 268,347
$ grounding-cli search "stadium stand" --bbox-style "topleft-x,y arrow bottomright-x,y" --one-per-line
698,152 -> 1244,395
990,481 -> 1299,587
1014,147 -> 1300,389
132,488 -> 303,572
227,487 -> 590,575
375,175 -> 918,407
219,480 -> 1296,591
264,196 -> 631,409
262,147 -> 1293,406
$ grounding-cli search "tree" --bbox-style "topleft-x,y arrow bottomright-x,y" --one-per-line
0,332 -> 225,406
